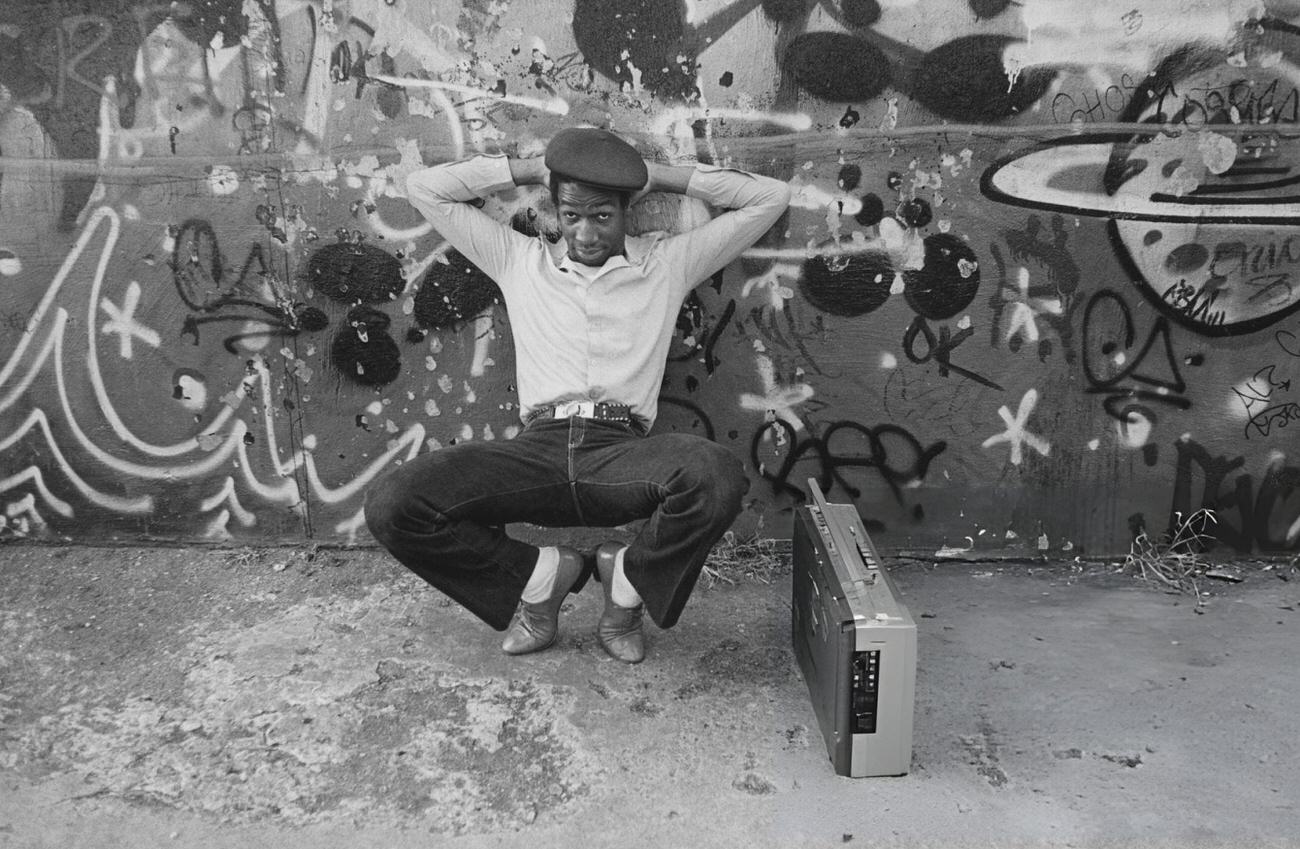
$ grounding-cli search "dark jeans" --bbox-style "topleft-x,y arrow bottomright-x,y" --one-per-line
363,415 -> 749,631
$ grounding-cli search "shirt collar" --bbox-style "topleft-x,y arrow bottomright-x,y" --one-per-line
550,235 -> 650,278
557,251 -> 631,276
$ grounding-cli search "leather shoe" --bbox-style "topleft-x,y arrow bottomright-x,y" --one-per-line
595,542 -> 646,664
501,546 -> 585,655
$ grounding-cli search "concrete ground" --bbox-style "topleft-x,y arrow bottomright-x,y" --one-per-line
0,543 -> 1297,849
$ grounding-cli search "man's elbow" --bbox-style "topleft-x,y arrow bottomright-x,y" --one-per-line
747,174 -> 791,212
771,180 -> 793,210
403,168 -> 425,203
404,165 -> 440,201
404,165 -> 472,212
757,178 -> 792,221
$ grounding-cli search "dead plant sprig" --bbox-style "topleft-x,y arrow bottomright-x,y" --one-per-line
701,530 -> 786,588
1124,509 -> 1218,604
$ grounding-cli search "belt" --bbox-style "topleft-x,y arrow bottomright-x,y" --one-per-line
531,401 -> 632,424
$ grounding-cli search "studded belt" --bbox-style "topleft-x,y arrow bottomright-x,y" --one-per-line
530,401 -> 633,424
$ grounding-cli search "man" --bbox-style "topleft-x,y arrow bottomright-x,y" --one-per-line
364,127 -> 790,663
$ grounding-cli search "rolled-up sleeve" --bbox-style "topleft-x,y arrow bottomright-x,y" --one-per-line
404,154 -> 528,284
661,165 -> 791,293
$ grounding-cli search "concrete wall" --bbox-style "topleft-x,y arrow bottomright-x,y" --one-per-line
1,0 -> 1298,557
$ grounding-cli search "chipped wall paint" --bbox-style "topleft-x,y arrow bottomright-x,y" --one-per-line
1,0 -> 1298,559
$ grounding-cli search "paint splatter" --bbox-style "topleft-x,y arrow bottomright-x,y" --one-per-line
855,194 -> 885,226
784,33 -> 891,102
899,198 -> 933,228
0,249 -> 22,276
332,307 -> 401,386
207,166 -> 241,195
307,244 -> 406,305
799,252 -> 894,317
413,251 -> 501,330
843,0 -> 882,27
903,234 -> 981,320
914,36 -> 1056,122
571,0 -> 700,100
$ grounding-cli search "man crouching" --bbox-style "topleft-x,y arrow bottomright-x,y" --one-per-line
365,128 -> 791,663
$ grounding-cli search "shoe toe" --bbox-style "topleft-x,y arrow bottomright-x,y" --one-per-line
597,605 -> 646,663
599,634 -> 645,664
501,607 -> 556,654
501,546 -> 591,656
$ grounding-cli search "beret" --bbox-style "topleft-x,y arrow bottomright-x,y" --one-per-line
544,128 -> 647,192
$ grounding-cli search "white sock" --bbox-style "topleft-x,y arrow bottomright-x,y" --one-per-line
611,547 -> 643,608
520,546 -> 560,603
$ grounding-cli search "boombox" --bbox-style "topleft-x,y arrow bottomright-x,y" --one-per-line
791,479 -> 916,777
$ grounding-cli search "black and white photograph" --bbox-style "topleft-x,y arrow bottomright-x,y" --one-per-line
1,0 -> 1298,846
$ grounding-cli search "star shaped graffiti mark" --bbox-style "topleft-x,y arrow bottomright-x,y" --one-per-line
1004,266 -> 1062,346
100,281 -> 161,359
740,352 -> 814,434
982,388 -> 1051,465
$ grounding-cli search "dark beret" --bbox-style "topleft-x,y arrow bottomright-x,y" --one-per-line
544,128 -> 647,192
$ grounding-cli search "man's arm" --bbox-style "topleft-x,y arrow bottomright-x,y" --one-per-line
507,156 -> 549,188
652,164 -> 792,293
405,155 -> 536,283
640,162 -> 695,197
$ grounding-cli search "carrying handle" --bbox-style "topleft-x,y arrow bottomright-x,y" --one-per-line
808,477 -> 831,516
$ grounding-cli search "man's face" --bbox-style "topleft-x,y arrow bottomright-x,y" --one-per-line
556,181 -> 627,267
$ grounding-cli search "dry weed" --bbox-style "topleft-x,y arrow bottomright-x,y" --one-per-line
1123,509 -> 1218,604
700,531 -> 787,588
222,548 -> 263,569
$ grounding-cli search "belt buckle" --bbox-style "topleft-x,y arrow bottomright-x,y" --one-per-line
554,400 -> 594,418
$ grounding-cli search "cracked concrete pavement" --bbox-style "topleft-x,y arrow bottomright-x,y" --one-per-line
1,544 -> 1298,848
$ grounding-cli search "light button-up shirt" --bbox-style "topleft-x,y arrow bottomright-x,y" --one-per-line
406,154 -> 791,428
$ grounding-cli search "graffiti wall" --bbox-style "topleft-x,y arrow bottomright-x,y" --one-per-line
2,0 -> 1298,558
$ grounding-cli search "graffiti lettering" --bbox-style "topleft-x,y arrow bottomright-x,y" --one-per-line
1082,289 -> 1193,435
1279,329 -> 1300,358
702,298 -> 736,375
667,291 -> 737,376
1209,236 -> 1300,282
903,316 -> 1003,391
1171,438 -> 1300,553
60,15 -> 118,105
171,220 -> 328,354
1235,364 -> 1296,439
331,40 -> 356,84
132,4 -> 228,119
751,418 -> 947,508
1157,76 -> 1300,126
1246,403 -> 1300,438
658,396 -> 717,441
1161,280 -> 1226,329
1050,74 -> 1148,124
